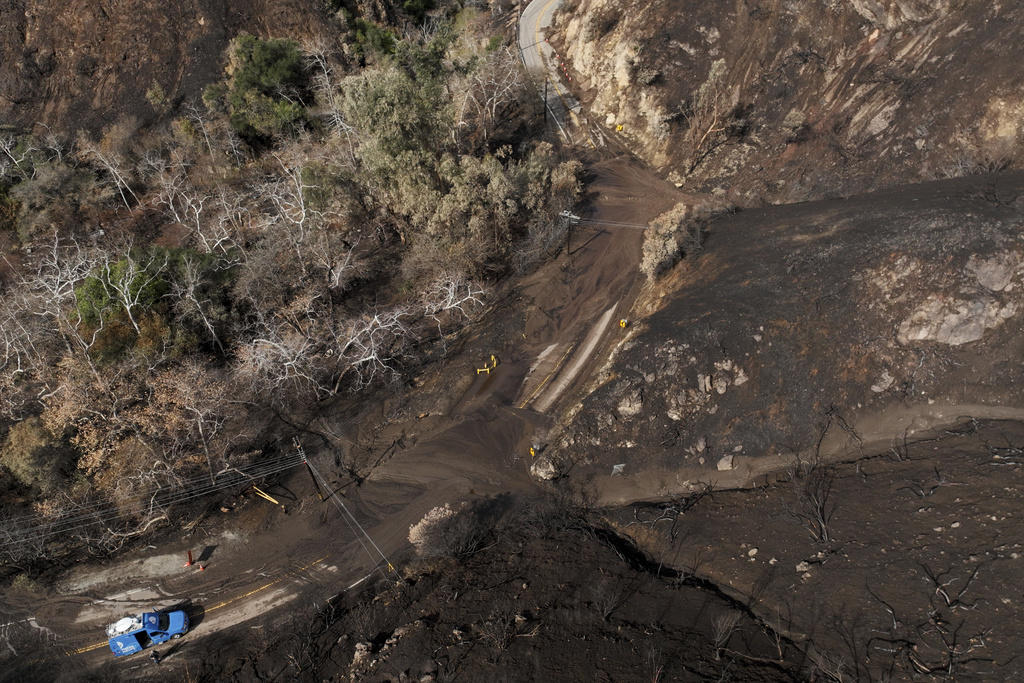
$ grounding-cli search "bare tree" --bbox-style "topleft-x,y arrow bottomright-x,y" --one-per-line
807,649 -> 851,682
919,563 -> 984,611
712,612 -> 741,661
454,48 -> 528,148
233,323 -> 323,398
590,577 -> 626,621
302,37 -> 358,162
333,305 -> 415,390
680,59 -> 736,176
264,151 -> 326,269
76,122 -> 141,209
95,245 -> 168,335
422,271 -> 486,336
788,460 -> 837,543
184,103 -> 217,158
169,251 -> 233,353
148,360 -> 231,481
309,233 -> 360,293
0,133 -> 37,181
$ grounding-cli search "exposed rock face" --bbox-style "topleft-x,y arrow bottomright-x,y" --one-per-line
897,296 -> 1017,346
557,172 -> 1024,494
552,0 -> 1024,203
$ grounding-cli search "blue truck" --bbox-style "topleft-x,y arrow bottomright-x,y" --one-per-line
106,610 -> 189,656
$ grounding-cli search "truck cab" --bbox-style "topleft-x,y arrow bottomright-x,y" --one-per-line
107,610 -> 189,656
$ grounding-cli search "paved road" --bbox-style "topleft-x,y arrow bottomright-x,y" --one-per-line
519,0 -> 593,146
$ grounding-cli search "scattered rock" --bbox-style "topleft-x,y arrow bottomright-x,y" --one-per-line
618,389 -> 644,417
530,456 -> 560,480
747,548 -> 758,557
871,370 -> 894,393
717,455 -> 734,471
695,437 -> 707,453
795,561 -> 811,573
352,642 -> 372,666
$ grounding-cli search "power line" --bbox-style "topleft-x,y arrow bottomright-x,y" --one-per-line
0,453 -> 305,550
303,457 -> 402,585
0,451 -> 306,529
1,453 -> 304,536
559,211 -> 648,230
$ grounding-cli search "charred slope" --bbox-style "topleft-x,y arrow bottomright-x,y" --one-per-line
558,171 -> 1024,500
551,0 -> 1024,203
168,496 -> 805,683
0,0 -> 332,134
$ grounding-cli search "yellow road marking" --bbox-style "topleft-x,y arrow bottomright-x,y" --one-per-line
65,555 -> 331,657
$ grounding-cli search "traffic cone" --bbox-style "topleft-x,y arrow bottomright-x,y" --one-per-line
197,564 -> 205,571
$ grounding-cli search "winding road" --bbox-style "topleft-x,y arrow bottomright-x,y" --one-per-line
519,0 -> 594,147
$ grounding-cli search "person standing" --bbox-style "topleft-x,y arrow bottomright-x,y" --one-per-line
150,650 -> 161,665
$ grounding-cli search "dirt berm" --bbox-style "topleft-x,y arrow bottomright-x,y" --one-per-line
555,171 -> 1024,504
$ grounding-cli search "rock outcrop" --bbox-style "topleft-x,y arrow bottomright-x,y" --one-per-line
551,0 -> 1024,204
557,172 -> 1024,496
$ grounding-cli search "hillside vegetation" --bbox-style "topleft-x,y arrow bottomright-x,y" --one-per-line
0,9 -> 580,568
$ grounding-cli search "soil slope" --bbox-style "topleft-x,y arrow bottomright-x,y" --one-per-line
550,0 -> 1024,203
560,171 -> 1024,501
0,0 -> 333,133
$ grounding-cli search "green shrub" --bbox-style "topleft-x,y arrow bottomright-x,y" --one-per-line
403,0 -> 434,24
212,35 -> 311,143
0,417 -> 78,494
10,574 -> 42,592
353,20 -> 396,57
229,35 -> 308,97
0,185 -> 19,234
74,254 -> 169,328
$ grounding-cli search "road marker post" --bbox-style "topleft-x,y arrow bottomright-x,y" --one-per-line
183,550 -> 193,568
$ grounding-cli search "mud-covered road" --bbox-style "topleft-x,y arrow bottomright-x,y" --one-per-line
0,155 -> 685,680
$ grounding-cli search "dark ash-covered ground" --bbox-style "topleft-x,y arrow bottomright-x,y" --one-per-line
560,171 -> 1024,501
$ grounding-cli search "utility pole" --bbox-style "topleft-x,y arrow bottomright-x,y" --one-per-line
294,437 -> 324,501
